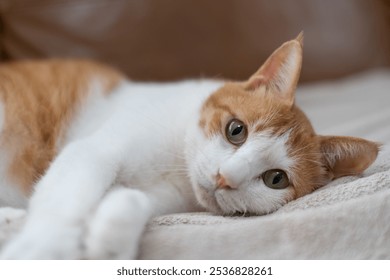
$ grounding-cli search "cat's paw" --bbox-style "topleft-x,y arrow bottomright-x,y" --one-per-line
0,222 -> 83,260
85,188 -> 152,259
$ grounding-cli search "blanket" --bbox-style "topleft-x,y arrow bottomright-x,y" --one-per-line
1,69 -> 390,259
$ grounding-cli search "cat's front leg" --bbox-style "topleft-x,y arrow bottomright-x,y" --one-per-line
85,186 -> 152,259
0,137 -> 124,259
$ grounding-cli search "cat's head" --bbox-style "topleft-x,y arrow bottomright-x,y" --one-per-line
186,33 -> 379,215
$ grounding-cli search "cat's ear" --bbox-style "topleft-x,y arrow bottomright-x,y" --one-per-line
318,136 -> 380,180
244,32 -> 303,106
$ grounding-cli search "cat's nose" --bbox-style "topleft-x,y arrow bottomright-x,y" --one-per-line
216,173 -> 237,189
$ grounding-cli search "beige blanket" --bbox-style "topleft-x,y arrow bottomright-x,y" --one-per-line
1,69 -> 390,259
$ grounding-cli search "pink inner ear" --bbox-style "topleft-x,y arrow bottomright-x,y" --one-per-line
261,58 -> 282,82
246,75 -> 265,90
246,59 -> 281,90
244,38 -> 302,107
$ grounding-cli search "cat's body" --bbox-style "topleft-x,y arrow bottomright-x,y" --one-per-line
0,60 -> 216,212
0,35 -> 379,259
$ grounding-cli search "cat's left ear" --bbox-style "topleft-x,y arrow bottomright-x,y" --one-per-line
244,32 -> 303,106
319,135 -> 380,180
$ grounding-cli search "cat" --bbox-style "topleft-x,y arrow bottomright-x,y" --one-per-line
0,33 -> 379,259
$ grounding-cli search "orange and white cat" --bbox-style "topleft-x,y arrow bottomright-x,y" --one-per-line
0,34 -> 379,259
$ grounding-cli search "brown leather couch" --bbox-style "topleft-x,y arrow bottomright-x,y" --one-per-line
0,0 -> 389,83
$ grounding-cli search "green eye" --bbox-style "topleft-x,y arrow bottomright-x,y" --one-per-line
262,169 -> 289,189
225,119 -> 247,145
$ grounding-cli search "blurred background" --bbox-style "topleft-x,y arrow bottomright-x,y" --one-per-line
0,0 -> 389,83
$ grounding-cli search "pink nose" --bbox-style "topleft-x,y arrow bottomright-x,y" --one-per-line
216,173 -> 237,189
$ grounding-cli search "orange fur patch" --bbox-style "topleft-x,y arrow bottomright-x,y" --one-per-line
0,59 -> 124,195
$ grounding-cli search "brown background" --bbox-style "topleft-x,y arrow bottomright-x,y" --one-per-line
0,0 -> 389,83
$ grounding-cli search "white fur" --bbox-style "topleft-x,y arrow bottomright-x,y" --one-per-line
59,78 -> 119,147
0,78 -> 295,259
0,207 -> 26,250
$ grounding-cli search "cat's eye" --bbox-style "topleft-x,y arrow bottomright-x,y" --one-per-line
262,169 -> 289,189
225,119 -> 247,145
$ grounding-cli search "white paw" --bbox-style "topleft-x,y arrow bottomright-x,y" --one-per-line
85,188 -> 152,259
0,222 -> 83,260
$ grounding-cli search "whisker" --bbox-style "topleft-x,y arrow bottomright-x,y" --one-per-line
157,150 -> 187,160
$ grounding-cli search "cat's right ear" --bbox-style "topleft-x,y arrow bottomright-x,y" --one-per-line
244,32 -> 304,106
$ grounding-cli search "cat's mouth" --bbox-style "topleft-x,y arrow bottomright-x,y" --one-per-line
195,182 -> 223,213
196,181 -> 244,215
214,189 -> 248,215
196,180 -> 268,216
